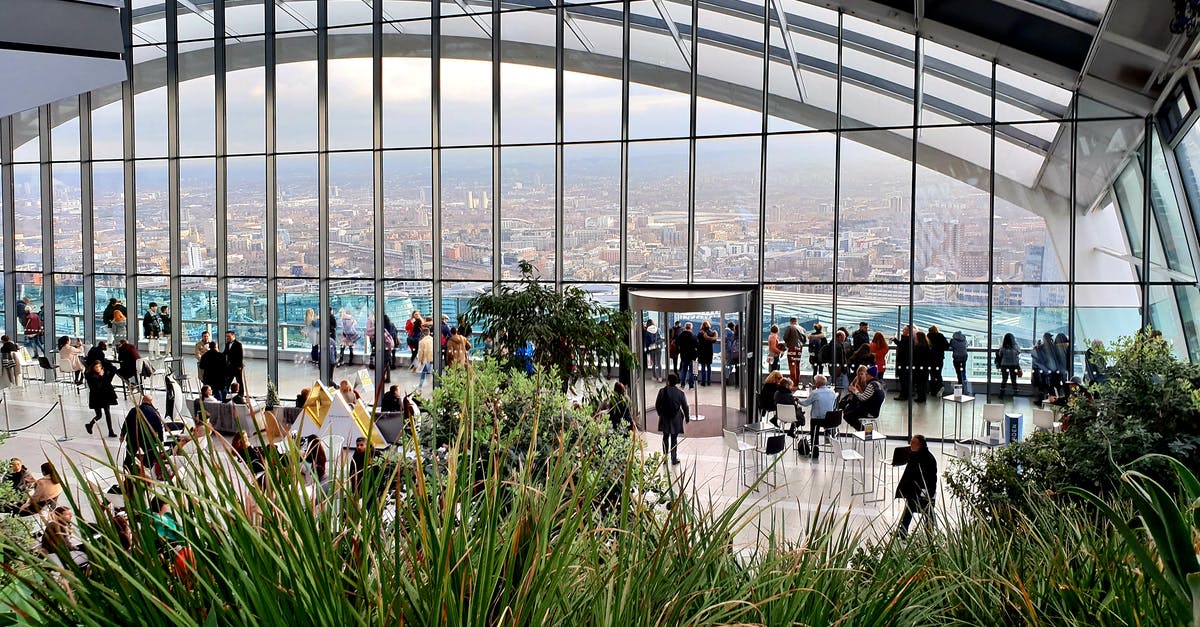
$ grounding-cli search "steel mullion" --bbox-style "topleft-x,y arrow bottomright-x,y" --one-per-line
167,0 -> 182,359
831,10 -> 842,382
555,0 -> 565,290
373,0 -> 385,390
215,0 -> 229,356
265,0 -> 279,383
1,118 -> 13,342
492,1 -> 502,299
318,0 -> 331,385
123,0 -> 139,351
906,31 -> 920,430
40,105 -> 56,360
687,0 -> 697,283
80,92 -> 96,344
756,0 -> 767,289
431,0 -> 443,375
1141,116 -> 1152,328
619,0 -> 629,283
986,60 -> 996,400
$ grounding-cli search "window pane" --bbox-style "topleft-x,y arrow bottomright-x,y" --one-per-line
629,0 -> 691,140
227,156 -> 267,276
13,165 -> 42,271
767,0 -> 837,132
227,277 -> 268,392
563,143 -> 620,282
440,16 -> 492,147
277,154 -> 320,277
841,15 -> 914,129
133,47 -> 168,158
328,43 -> 373,150
329,151 -> 375,277
1074,118 -> 1143,283
383,150 -> 433,279
694,136 -> 760,281
839,131 -> 911,281
90,85 -> 125,160
440,147 -> 492,280
179,158 -> 217,275
277,278 -> 319,366
52,163 -> 83,273
1148,130 -> 1195,279
764,132 -> 834,281
178,58 -> 216,156
563,5 -> 622,142
627,139 -> 689,281
276,51 -> 318,152
500,146 -> 555,279
50,97 -> 80,162
915,125 -> 990,283
93,162 -> 126,273
94,275 -> 126,341
695,5 -> 763,136
12,107 -> 39,163
135,160 -> 169,274
383,23 -> 432,148
501,10 -> 556,144
226,52 -> 267,154
330,280 -> 375,362
54,274 -> 85,339
920,39 -> 992,125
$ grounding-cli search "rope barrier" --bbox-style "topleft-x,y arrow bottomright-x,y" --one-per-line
1,399 -> 64,434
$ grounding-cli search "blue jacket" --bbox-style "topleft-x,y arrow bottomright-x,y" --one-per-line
798,386 -> 837,421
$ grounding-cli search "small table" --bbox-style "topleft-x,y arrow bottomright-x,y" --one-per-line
792,389 -> 811,400
941,394 -> 976,441
850,429 -> 888,503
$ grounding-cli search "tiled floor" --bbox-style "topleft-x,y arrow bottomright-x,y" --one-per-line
0,358 -> 1039,545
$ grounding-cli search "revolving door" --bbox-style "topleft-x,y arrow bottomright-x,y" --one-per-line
626,288 -> 756,436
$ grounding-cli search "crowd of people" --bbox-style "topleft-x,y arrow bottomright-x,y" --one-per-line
300,308 -> 472,379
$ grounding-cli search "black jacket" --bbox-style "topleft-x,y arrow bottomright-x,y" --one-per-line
696,329 -> 718,365
380,390 -> 402,412
674,330 -> 698,361
896,447 -> 938,500
852,329 -> 870,348
927,332 -> 950,364
199,350 -> 226,388
85,367 -> 118,410
225,340 -> 245,371
142,311 -> 162,337
654,385 -> 689,434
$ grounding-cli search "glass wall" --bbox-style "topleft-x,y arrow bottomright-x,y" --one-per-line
4,0 -> 1197,438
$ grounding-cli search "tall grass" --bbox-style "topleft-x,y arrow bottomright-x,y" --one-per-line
0,423 -> 1181,625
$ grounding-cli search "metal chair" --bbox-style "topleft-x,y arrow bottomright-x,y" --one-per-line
756,432 -> 788,489
34,356 -> 57,393
879,444 -> 910,496
814,410 -> 844,467
722,429 -> 756,486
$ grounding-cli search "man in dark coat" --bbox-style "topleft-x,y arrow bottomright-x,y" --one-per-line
224,330 -> 245,396
895,434 -> 938,539
115,339 -> 141,382
120,395 -> 165,474
673,322 -> 699,389
654,373 -> 690,466
891,326 -> 914,401
199,342 -> 227,400
852,322 -> 870,349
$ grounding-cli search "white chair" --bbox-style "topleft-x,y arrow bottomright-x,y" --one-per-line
1032,408 -> 1062,433
776,403 -> 800,441
839,447 -> 866,493
982,403 -> 1005,443
722,429 -> 756,486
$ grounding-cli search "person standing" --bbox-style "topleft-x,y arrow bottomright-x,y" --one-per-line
416,328 -> 434,388
822,330 -> 851,390
110,301 -> 128,340
142,302 -> 162,357
195,330 -> 211,384
912,331 -> 932,403
994,333 -> 1021,396
869,332 -> 890,380
723,322 -> 741,387
950,331 -> 969,387
667,320 -> 682,374
120,395 -> 164,474
674,322 -> 698,389
405,311 -> 422,370
84,360 -> 118,437
15,297 -> 30,330
608,381 -> 634,433
891,326 -> 914,401
224,330 -> 245,396
927,325 -> 949,397
895,434 -> 938,539
808,324 -> 827,378
199,342 -> 227,401
101,298 -> 120,343
158,306 -> 172,356
643,320 -> 663,383
852,322 -> 871,350
445,327 -> 470,369
338,310 -> 360,367
783,318 -> 807,384
696,321 -> 718,386
23,309 -> 44,358
767,325 -> 783,373
654,373 -> 689,466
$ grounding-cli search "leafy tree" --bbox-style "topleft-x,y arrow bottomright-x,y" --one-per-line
465,260 -> 634,392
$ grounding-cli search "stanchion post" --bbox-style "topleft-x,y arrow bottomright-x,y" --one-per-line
2,389 -> 8,432
57,394 -> 71,442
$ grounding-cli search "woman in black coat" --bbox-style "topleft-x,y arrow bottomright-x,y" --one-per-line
912,331 -> 932,403
198,341 -> 227,399
84,360 -> 118,437
926,325 -> 950,396
895,434 -> 938,538
696,321 -> 718,386
655,374 -> 689,465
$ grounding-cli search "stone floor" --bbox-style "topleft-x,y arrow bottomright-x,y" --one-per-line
0,357 -> 1043,546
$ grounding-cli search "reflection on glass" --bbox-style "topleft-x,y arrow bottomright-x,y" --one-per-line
563,143 -> 620,282
440,26 -> 492,146
840,15 -> 914,129
500,145 -> 555,280
133,48 -> 168,158
693,137 -> 759,281
52,164 -> 83,273
14,165 -> 43,270
838,132 -> 911,283
179,158 -> 217,275
226,156 -> 267,276
441,148 -> 493,280
383,150 -> 433,279
767,0 -> 837,133
11,107 -> 39,163
627,140 -> 689,281
178,72 -> 216,156
276,154 -> 319,277
764,132 -> 834,281
328,152 -> 375,277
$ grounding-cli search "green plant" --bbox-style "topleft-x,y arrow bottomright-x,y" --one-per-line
264,380 -> 280,409
465,260 -> 633,392
1069,453 -> 1200,627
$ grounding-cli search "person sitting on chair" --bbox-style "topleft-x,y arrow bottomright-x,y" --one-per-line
17,462 -> 62,516
798,375 -> 838,458
772,377 -> 804,435
843,365 -> 886,431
